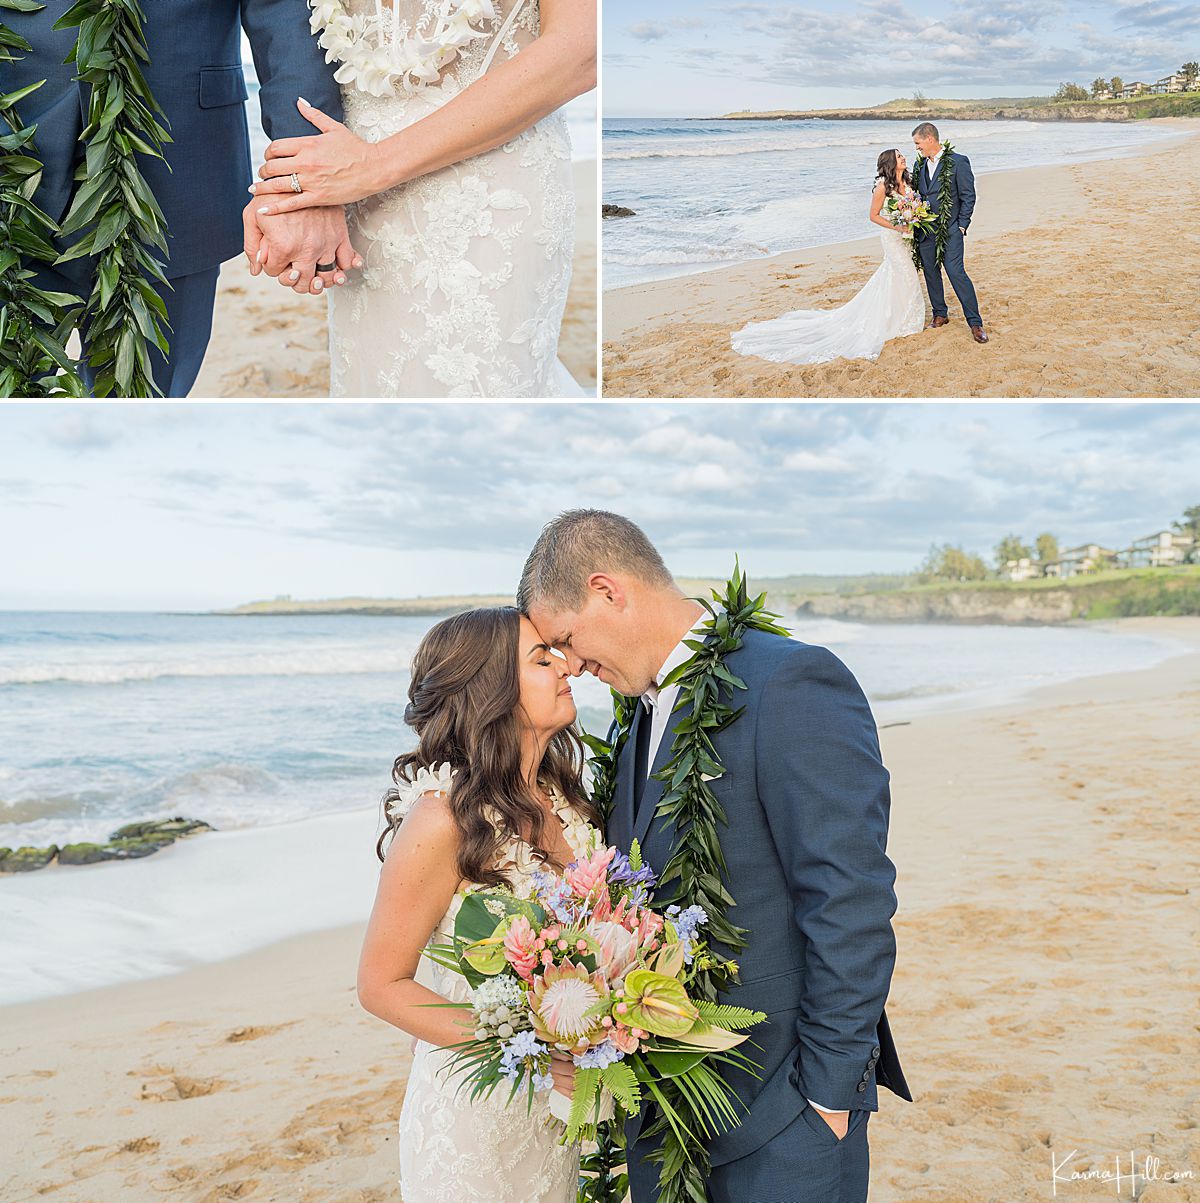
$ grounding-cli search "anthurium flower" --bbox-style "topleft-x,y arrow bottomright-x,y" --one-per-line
620,968 -> 700,1038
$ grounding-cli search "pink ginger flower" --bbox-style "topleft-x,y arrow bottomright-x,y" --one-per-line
502,914 -> 539,981
563,846 -> 616,900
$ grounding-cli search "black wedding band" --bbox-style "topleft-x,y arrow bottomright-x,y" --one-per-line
316,261 -> 337,273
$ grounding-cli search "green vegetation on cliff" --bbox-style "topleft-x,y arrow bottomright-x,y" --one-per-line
717,92 -> 1200,123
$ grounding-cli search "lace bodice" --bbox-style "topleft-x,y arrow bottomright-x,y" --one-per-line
390,764 -> 594,1201
391,764 -> 600,1003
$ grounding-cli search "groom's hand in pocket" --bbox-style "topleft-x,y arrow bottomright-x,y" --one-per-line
813,1106 -> 850,1140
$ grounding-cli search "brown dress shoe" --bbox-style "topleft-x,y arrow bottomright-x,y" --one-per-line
971,326 -> 989,343
930,316 -> 949,329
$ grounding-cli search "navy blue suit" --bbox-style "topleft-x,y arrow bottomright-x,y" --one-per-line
913,150 -> 982,329
608,630 -> 912,1203
7,1 -> 343,395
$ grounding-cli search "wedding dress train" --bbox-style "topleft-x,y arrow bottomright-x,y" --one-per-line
317,0 -> 582,397
391,769 -> 599,1202
730,226 -> 925,366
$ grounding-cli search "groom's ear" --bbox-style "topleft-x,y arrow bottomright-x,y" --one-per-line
586,572 -> 625,609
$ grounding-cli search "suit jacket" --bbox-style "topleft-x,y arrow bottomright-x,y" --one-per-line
608,628 -> 912,1168
914,150 -> 976,237
6,0 -> 343,279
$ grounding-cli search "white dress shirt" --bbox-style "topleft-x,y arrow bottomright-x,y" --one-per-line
925,150 -> 941,183
639,619 -> 849,1118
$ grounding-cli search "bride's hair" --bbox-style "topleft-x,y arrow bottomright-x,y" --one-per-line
376,606 -> 597,883
874,149 -> 911,199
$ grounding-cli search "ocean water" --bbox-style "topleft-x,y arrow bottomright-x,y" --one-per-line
241,40 -> 596,165
602,117 -> 1184,289
0,610 -> 1188,852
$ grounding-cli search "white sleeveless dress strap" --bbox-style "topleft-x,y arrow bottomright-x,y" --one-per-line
478,0 -> 529,76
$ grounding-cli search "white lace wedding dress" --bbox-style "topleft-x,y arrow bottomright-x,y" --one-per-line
730,209 -> 925,366
390,766 -> 600,1202
315,0 -> 582,397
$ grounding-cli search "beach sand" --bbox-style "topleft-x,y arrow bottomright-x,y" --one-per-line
191,160 -> 597,398
4,615 -> 1199,1201
602,122 -> 1200,398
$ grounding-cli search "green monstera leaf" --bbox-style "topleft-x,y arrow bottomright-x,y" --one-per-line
621,968 -> 700,1038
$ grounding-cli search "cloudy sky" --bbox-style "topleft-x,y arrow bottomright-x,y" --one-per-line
604,0 -> 1200,116
1,402 -> 1196,610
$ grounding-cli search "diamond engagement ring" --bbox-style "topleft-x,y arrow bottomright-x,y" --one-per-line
289,172 -> 302,194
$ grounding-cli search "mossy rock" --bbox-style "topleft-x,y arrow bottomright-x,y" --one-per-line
602,204 -> 636,218
0,845 -> 59,873
108,817 -> 215,843
59,839 -> 170,865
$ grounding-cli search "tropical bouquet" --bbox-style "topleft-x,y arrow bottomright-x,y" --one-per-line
424,839 -> 767,1151
883,192 -> 935,240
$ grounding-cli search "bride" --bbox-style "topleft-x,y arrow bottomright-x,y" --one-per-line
247,0 -> 595,397
357,606 -> 602,1201
731,148 -> 926,366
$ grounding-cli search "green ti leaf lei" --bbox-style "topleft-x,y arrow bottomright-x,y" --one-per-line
0,0 -> 173,396
0,0 -> 85,396
580,563 -> 791,1203
54,0 -> 172,396
911,138 -> 955,271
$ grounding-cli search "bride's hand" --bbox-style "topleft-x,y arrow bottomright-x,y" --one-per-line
549,1050 -> 577,1096
252,99 -> 389,214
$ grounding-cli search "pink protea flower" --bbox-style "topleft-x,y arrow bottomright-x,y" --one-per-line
590,920 -> 639,984
502,914 -> 539,981
633,907 -> 665,947
563,846 -> 616,900
529,960 -> 610,1049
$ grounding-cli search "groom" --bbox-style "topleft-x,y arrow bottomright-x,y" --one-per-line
911,122 -> 989,344
7,0 -> 352,396
520,510 -> 911,1203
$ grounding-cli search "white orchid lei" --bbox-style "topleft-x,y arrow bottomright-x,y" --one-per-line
307,0 -> 499,98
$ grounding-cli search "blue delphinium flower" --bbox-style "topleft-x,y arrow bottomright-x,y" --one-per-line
608,850 -> 657,890
574,1040 -> 625,1069
499,1029 -> 548,1082
666,903 -> 708,963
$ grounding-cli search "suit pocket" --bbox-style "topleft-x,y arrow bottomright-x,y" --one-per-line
198,65 -> 249,109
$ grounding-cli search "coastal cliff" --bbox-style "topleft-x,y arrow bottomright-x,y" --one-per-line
716,94 -> 1200,124
793,569 -> 1200,625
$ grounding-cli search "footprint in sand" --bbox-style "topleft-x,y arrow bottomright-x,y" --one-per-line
140,1074 -> 226,1102
224,1023 -> 295,1044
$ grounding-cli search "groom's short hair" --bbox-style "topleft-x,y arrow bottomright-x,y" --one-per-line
518,510 -> 674,613
912,122 -> 939,141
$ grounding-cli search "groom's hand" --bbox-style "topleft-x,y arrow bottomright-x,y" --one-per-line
813,1106 -> 850,1140
242,201 -> 360,295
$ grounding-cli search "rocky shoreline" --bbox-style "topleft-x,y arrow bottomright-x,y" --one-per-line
0,817 -> 214,874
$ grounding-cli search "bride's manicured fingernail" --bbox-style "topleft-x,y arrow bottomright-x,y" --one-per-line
258,207 -> 271,215
313,278 -> 323,290
335,274 -> 346,285
288,270 -> 300,282
353,257 -> 364,268
298,96 -> 311,106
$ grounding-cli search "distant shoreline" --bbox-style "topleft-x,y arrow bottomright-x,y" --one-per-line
704,93 -> 1200,124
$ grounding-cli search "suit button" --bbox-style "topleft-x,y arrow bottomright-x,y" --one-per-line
862,1070 -> 871,1081
872,1046 -> 881,1058
856,1082 -> 867,1092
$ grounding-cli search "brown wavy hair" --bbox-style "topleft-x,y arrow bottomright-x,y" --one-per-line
876,149 -> 911,199
376,606 -> 598,886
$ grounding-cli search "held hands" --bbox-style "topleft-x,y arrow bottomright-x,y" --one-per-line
241,200 -> 361,295
251,98 -> 388,216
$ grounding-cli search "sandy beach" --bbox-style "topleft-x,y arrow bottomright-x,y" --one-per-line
4,615 -> 1199,1201
602,122 -> 1200,398
191,160 -> 597,398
